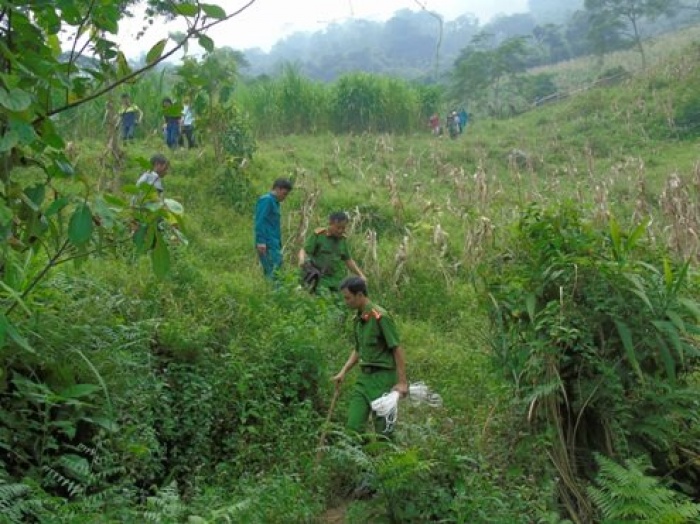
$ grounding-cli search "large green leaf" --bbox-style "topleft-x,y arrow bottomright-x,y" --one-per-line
0,130 -> 19,152
44,197 -> 70,217
116,51 -> 132,79
102,193 -> 128,208
201,3 -> 227,19
146,39 -> 168,65
59,384 -> 102,399
609,215 -> 621,261
164,198 -> 184,215
41,119 -> 66,149
10,120 -> 39,145
174,3 -> 199,16
0,87 -> 32,112
614,320 -> 643,382
654,333 -> 676,381
68,203 -> 94,246
198,34 -> 214,53
0,200 -> 13,226
653,320 -> 685,368
0,314 -> 35,353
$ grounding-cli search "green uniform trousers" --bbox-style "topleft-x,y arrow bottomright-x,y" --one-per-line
347,368 -> 397,436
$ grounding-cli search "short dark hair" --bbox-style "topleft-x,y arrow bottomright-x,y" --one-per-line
150,153 -> 169,167
162,97 -> 172,105
272,178 -> 293,191
340,276 -> 367,296
329,211 -> 348,223
121,93 -> 130,99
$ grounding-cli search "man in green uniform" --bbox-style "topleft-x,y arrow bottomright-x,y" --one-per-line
333,277 -> 408,436
298,212 -> 366,293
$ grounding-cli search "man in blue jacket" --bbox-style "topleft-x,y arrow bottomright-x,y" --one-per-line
254,178 -> 293,279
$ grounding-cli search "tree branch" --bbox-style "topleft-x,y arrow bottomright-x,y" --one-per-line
37,0 -> 258,122
67,0 -> 98,73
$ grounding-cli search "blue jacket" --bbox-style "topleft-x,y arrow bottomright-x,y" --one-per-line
254,192 -> 281,249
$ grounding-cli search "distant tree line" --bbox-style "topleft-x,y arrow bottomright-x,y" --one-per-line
242,0 -> 696,84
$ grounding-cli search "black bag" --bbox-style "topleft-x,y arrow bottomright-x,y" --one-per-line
301,261 -> 323,292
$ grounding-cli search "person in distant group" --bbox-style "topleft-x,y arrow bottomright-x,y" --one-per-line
298,211 -> 366,294
447,111 -> 460,139
119,94 -> 143,143
458,108 -> 468,133
162,97 -> 181,150
429,113 -> 440,136
333,277 -> 408,437
180,97 -> 196,149
254,178 -> 293,280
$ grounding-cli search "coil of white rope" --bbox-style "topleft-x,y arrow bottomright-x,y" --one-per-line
370,382 -> 443,433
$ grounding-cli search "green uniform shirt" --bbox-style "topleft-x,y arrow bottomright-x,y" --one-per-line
304,228 -> 351,289
354,302 -> 400,369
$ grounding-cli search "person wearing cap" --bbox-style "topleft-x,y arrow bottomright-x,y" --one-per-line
254,178 -> 293,279
332,277 -> 408,437
298,211 -> 366,294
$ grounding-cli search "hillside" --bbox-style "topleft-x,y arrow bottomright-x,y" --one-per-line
4,23 -> 700,524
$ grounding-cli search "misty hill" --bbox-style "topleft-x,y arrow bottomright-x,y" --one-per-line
241,1 -> 699,82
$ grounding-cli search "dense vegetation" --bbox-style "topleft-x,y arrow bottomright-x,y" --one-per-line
3,1 -> 700,522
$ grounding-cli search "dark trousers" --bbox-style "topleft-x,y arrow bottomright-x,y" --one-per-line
165,121 -> 179,149
180,125 -> 196,148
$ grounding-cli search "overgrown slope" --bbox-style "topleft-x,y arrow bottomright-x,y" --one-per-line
4,29 -> 700,523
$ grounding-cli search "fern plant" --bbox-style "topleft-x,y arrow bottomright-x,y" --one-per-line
143,481 -> 184,523
0,473 -> 44,524
588,454 -> 700,523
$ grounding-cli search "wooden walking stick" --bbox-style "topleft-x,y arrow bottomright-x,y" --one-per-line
315,382 -> 341,466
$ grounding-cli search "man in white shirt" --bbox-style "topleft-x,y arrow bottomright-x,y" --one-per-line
180,99 -> 196,149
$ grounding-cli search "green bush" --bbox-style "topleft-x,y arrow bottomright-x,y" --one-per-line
480,203 -> 700,520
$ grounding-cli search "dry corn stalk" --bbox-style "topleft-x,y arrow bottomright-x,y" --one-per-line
347,206 -> 364,236
659,172 -> 699,259
289,175 -> 320,259
452,167 -> 467,204
473,163 -> 489,211
387,172 -> 404,222
632,175 -> 652,227
363,228 -> 379,275
393,233 -> 410,288
464,216 -> 494,263
593,182 -> 609,225
375,134 -> 394,154
433,223 -> 449,258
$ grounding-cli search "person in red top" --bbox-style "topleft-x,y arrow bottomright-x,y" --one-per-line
429,113 -> 440,136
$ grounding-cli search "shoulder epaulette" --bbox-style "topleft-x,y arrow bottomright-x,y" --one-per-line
314,227 -> 327,235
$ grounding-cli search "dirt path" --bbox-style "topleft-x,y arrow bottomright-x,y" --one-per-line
318,502 -> 349,523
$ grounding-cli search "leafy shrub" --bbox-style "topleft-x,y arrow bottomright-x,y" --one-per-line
213,166 -> 256,213
521,73 -> 558,104
480,203 -> 700,521
211,103 -> 257,161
